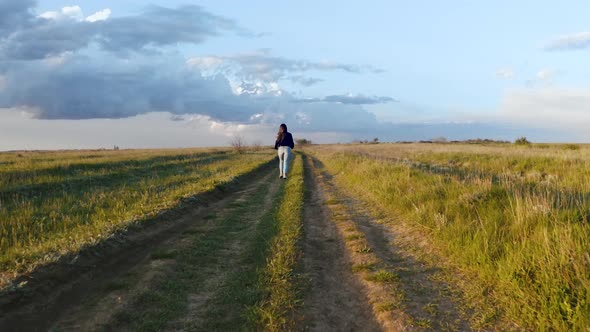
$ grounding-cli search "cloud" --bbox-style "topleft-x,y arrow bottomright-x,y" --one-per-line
39,5 -> 84,21
0,4 -> 247,60
496,68 -> 514,79
296,94 -> 397,105
0,0 -> 36,37
2,107 -> 570,151
499,88 -> 590,135
85,8 -> 111,22
289,75 -> 324,87
536,68 -> 558,82
525,68 -> 559,87
0,2 -> 400,141
186,49 -> 384,85
0,57 -> 256,121
544,32 -> 590,51
0,109 -> 277,151
186,56 -> 224,70
0,52 -> 393,135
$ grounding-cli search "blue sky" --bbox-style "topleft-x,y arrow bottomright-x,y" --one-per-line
1,0 -> 590,149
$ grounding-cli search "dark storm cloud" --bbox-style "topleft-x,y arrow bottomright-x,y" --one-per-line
0,2 -> 395,134
0,4 -> 247,60
0,0 -> 36,37
296,94 -> 397,105
0,55 -> 390,135
0,59 -> 257,121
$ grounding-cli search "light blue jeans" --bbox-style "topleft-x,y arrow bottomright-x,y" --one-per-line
277,146 -> 292,177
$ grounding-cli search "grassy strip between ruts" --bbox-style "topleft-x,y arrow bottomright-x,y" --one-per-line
249,152 -> 304,331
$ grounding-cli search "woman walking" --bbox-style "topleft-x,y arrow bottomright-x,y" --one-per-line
274,123 -> 294,179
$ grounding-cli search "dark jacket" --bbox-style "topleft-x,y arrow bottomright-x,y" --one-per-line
274,132 -> 295,149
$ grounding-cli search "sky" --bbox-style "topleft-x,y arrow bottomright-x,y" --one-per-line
1,0 -> 590,150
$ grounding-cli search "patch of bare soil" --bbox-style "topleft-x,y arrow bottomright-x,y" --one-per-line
300,155 -> 381,331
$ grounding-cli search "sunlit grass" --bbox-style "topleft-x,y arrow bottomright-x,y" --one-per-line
308,143 -> 590,331
251,153 -> 304,331
0,148 -> 274,284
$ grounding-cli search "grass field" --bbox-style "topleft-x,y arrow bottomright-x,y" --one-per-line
1,143 -> 589,331
307,143 -> 590,330
0,148 -> 274,286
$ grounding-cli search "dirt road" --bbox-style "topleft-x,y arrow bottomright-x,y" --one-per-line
0,155 -> 472,331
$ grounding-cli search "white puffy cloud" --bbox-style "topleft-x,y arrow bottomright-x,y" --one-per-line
62,6 -> 83,20
85,8 -> 112,23
39,6 -> 84,21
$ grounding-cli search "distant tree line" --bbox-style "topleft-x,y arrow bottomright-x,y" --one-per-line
354,138 -> 380,144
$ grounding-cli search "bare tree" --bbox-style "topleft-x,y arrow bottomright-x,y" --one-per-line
230,135 -> 246,153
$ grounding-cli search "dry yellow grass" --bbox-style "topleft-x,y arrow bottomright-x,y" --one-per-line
307,142 -> 590,331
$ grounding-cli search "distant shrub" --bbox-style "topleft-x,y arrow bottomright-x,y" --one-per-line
296,138 -> 312,146
514,137 -> 531,146
432,136 -> 448,143
564,144 -> 580,151
464,138 -> 510,144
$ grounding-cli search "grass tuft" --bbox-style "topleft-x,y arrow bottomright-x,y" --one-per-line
365,270 -> 400,283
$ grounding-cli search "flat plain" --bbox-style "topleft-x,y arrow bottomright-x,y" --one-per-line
0,143 -> 588,331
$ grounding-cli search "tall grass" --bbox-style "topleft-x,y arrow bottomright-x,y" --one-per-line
0,148 -> 273,285
308,144 -> 590,330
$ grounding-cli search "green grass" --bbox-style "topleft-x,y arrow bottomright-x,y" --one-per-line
351,262 -> 377,273
308,143 -> 590,331
200,179 -> 288,331
250,153 -> 304,331
0,148 -> 274,285
115,154 -> 305,331
365,270 -> 400,283
345,233 -> 364,241
108,171 -> 283,331
375,301 -> 400,312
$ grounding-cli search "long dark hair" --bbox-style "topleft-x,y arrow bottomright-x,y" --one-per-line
276,123 -> 287,142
